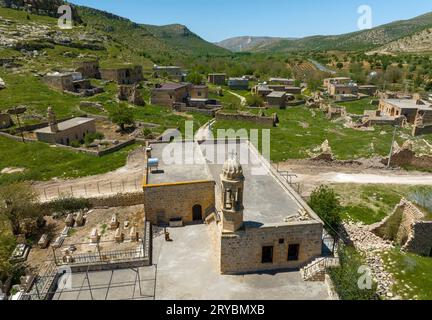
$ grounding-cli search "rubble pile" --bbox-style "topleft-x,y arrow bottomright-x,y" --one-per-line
343,222 -> 398,298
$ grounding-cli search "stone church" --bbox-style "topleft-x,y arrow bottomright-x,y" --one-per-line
143,139 -> 324,274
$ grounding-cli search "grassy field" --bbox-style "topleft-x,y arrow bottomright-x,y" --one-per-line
336,97 -> 378,115
0,136 -> 140,185
382,250 -> 432,300
332,185 -> 413,225
213,105 -> 411,162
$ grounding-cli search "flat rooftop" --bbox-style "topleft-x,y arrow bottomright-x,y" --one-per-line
383,99 -> 432,110
200,141 -> 304,225
155,83 -> 188,91
35,117 -> 94,134
146,141 -> 212,185
267,91 -> 286,98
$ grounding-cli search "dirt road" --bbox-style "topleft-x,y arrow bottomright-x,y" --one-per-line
277,160 -> 432,194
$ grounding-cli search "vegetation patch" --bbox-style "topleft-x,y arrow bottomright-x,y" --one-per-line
382,250 -> 432,300
328,245 -> 378,300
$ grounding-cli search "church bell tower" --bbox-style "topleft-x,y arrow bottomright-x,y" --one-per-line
220,156 -> 245,233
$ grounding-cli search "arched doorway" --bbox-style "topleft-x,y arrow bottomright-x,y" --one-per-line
192,204 -> 203,221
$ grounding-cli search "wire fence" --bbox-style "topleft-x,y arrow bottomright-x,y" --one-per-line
39,178 -> 144,201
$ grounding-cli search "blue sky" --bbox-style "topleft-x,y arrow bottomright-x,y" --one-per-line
69,0 -> 432,42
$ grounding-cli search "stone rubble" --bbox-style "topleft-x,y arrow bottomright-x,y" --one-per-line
343,222 -> 399,299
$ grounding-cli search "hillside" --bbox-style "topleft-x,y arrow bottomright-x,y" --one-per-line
0,1 -> 229,68
216,36 -> 288,52
369,27 -> 432,54
248,11 -> 432,53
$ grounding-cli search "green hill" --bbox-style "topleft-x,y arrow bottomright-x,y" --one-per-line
250,12 -> 432,53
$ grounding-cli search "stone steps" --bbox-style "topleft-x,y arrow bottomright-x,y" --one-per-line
301,257 -> 340,282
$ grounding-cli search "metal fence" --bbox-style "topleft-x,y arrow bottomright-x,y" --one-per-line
39,178 -> 144,201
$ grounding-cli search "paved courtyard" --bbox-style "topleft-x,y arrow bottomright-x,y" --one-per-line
153,224 -> 330,300
53,267 -> 156,300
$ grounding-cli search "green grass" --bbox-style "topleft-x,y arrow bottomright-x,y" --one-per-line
0,136 -> 139,185
382,250 -> 432,300
0,70 -> 83,122
333,184 -> 432,225
213,105 -> 409,162
336,97 -> 378,115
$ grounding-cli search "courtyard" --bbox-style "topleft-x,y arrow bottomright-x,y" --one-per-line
153,224 -> 330,300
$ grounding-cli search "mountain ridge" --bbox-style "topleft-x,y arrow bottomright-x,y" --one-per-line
217,11 -> 432,53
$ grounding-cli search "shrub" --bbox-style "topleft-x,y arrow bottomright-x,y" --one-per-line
49,196 -> 90,217
246,95 -> 265,108
308,185 -> 342,234
84,132 -> 105,146
328,245 -> 378,300
70,140 -> 81,148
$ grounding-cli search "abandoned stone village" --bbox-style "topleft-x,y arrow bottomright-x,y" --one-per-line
1,15 -> 432,299
2,59 -> 432,300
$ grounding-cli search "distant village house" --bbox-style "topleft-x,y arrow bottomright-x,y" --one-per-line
35,107 -> 96,145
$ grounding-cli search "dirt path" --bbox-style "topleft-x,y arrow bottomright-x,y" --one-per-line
228,91 -> 247,106
277,160 -> 432,194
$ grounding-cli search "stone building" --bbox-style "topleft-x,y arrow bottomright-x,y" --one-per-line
328,83 -> 358,96
358,85 -> 378,96
323,77 -> 352,88
118,85 -> 145,106
208,73 -> 226,85
75,60 -> 100,79
251,84 -> 273,97
379,99 -> 432,124
150,83 -> 190,107
153,65 -> 184,81
0,113 -> 13,129
142,141 -> 216,224
43,72 -> 74,92
269,78 -> 295,86
100,65 -> 143,84
43,72 -> 102,96
35,107 -> 96,145
190,85 -> 209,99
228,77 -> 249,90
266,91 -> 286,109
142,139 -> 324,274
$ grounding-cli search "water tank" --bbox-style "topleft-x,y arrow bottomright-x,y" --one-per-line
148,158 -> 159,168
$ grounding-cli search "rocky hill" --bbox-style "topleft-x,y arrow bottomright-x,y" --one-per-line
216,36 -> 288,52
369,27 -> 432,54
0,0 -> 68,17
241,12 -> 432,53
0,1 -> 229,66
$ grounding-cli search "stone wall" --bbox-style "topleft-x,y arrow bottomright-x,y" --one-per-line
388,149 -> 432,171
143,181 -> 216,225
371,199 -> 432,256
412,124 -> 432,137
219,222 -> 323,274
215,112 -> 276,127
404,222 -> 432,256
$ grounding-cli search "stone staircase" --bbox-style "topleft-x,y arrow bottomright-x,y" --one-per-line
300,257 -> 340,282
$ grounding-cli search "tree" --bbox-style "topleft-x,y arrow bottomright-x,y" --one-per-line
84,132 -> 105,146
0,183 -> 43,236
336,62 -> 344,70
385,66 -> 402,83
308,185 -> 342,234
246,95 -> 265,108
186,72 -> 203,85
109,104 -> 135,132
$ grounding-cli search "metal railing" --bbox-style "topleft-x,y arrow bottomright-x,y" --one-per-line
39,178 -> 144,201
